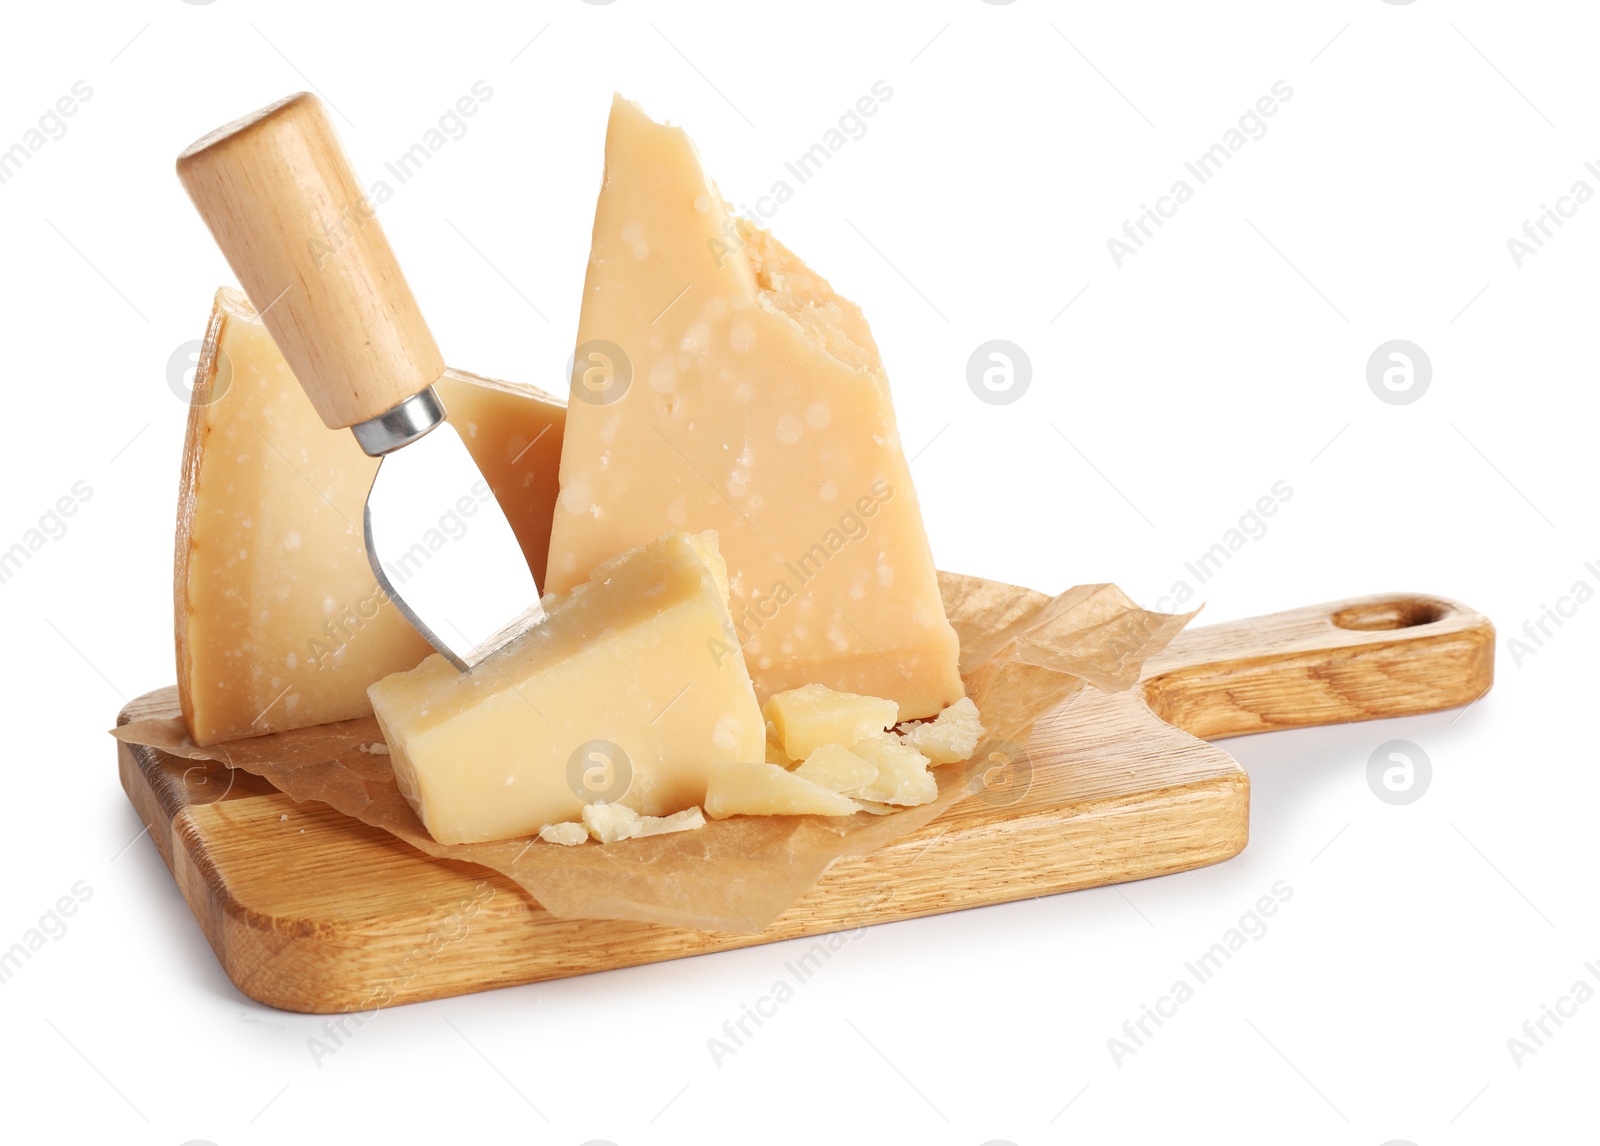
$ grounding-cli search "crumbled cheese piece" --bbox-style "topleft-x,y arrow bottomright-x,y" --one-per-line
539,822 -> 588,847
896,697 -> 985,765
704,762 -> 862,818
848,733 -> 937,806
632,806 -> 706,838
579,803 -> 707,843
851,800 -> 900,816
764,683 -> 897,760
792,743 -> 878,794
581,803 -> 642,843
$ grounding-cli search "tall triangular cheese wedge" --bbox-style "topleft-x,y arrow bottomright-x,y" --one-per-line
177,288 -> 565,745
545,96 -> 963,720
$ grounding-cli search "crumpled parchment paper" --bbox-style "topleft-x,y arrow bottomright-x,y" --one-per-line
114,573 -> 1194,933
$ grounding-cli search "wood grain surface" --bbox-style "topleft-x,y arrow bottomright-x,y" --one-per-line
117,589 -> 1493,1012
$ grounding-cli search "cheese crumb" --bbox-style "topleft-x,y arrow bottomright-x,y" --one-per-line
792,743 -> 877,794
896,697 -> 985,765
539,822 -> 588,846
580,803 -> 707,843
848,733 -> 937,806
582,803 -> 642,843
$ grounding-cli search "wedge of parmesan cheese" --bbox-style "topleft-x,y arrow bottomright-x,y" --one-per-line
176,287 -> 565,745
369,531 -> 763,845
545,95 -> 964,719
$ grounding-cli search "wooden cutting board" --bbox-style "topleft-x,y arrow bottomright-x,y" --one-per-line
117,589 -> 1492,1013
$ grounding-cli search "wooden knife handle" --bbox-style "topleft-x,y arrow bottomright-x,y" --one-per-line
1139,593 -> 1495,741
177,92 -> 444,429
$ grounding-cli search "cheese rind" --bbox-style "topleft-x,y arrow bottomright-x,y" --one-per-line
176,287 -> 565,745
369,530 -> 763,845
545,95 -> 964,719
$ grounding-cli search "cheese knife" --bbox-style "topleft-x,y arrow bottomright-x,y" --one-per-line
177,92 -> 544,671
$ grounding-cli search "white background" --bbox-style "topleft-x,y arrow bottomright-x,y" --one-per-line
1,0 -> 1594,1142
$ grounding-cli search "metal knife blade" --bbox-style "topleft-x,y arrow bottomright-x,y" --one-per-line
364,420 -> 546,670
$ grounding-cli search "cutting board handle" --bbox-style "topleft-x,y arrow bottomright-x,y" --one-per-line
1139,593 -> 1495,741
177,92 -> 444,429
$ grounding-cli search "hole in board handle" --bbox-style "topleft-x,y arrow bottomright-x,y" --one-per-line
1331,598 -> 1448,632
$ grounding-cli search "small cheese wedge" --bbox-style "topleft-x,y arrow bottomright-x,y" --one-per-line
369,531 -> 763,845
897,697 -> 986,765
545,95 -> 964,719
849,733 -> 937,806
792,743 -> 878,794
704,762 -> 862,819
765,683 -> 898,761
176,287 -> 566,745
539,822 -> 588,847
